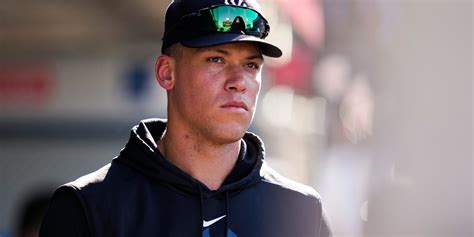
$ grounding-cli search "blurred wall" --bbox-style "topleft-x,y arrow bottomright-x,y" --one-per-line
314,0 -> 472,236
366,1 -> 472,236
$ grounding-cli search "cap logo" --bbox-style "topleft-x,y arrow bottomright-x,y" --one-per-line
224,0 -> 248,7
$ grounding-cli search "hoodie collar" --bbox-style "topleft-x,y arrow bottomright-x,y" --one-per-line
115,118 -> 265,197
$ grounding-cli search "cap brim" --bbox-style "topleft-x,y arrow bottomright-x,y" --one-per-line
181,33 -> 282,58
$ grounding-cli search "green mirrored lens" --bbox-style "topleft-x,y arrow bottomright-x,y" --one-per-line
208,6 -> 261,34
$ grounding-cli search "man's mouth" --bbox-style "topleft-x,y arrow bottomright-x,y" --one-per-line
221,101 -> 248,111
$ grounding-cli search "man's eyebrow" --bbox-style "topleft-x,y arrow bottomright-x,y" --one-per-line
198,47 -> 263,60
247,54 -> 264,61
197,47 -> 230,55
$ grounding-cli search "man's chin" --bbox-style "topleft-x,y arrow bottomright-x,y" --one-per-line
212,124 -> 249,144
217,130 -> 247,144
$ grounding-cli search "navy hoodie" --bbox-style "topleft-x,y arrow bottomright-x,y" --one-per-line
40,119 -> 332,237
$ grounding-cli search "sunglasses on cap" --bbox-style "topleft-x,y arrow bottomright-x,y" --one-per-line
166,5 -> 270,40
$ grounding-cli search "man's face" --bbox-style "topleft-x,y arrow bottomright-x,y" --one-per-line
168,42 -> 263,145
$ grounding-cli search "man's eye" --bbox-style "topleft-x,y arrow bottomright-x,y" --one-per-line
247,62 -> 260,70
207,57 -> 223,63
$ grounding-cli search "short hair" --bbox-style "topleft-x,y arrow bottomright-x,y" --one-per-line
162,43 -> 183,61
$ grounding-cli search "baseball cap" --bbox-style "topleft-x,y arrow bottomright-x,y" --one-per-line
161,0 -> 282,58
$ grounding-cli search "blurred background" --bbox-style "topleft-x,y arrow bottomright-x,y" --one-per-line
0,0 -> 472,236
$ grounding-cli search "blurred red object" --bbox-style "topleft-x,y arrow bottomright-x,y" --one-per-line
267,43 -> 314,94
0,64 -> 55,105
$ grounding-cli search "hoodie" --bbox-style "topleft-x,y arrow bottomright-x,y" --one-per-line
40,119 -> 332,237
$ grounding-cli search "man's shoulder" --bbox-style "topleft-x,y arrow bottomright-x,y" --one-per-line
259,161 -> 322,202
256,161 -> 328,235
67,163 -> 111,189
61,160 -> 135,196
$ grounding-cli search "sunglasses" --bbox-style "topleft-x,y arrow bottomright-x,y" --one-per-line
167,5 -> 270,39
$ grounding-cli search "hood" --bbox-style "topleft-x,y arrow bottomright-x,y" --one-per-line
114,118 -> 265,198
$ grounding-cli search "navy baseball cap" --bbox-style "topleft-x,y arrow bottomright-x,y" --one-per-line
161,0 -> 282,58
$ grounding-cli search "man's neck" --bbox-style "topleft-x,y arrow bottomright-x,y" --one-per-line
157,126 -> 241,191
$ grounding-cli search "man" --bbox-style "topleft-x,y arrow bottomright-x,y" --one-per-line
40,0 -> 332,236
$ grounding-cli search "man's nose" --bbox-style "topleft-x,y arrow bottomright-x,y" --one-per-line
224,66 -> 247,93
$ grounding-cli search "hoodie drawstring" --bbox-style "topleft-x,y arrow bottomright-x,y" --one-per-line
225,192 -> 229,237
198,185 -> 204,236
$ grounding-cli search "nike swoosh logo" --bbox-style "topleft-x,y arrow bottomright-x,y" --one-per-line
202,215 -> 226,228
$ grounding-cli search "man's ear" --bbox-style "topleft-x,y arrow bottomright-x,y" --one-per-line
155,55 -> 175,90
